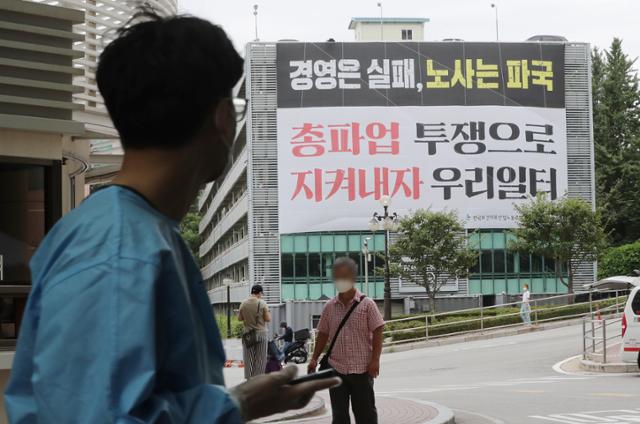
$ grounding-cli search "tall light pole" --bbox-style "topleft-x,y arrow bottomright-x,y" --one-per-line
362,237 -> 372,297
369,195 -> 399,320
377,2 -> 383,41
253,4 -> 259,41
491,3 -> 499,41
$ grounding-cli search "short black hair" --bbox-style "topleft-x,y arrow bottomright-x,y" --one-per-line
251,284 -> 263,294
97,9 -> 243,148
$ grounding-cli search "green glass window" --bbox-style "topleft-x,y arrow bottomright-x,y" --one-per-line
519,253 -> 531,273
294,235 -> 307,252
348,234 -> 362,251
281,236 -> 294,253
494,250 -> 505,273
531,255 -> 543,273
281,254 -> 294,277
481,250 -> 492,273
309,253 -> 321,277
506,252 -> 516,273
308,235 -> 321,252
334,235 -> 347,251
295,254 -> 307,278
321,235 -> 334,252
348,252 -> 361,273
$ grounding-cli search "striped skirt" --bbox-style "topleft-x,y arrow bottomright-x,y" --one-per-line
242,330 -> 269,379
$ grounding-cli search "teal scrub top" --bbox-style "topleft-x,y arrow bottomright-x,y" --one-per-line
5,186 -> 241,423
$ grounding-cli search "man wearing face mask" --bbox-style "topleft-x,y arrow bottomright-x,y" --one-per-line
5,10 -> 340,424
308,257 -> 385,424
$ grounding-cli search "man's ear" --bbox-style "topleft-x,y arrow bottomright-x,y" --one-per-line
214,99 -> 233,140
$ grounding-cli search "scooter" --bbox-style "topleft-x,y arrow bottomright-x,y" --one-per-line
283,328 -> 310,364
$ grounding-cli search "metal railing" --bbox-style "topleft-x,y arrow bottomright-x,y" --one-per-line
582,304 -> 624,364
381,290 -> 628,347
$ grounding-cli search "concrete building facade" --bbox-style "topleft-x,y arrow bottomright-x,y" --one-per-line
349,17 -> 428,42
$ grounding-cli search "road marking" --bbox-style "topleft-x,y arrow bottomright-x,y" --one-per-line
377,375 -> 592,395
513,389 -> 546,393
530,408 -> 640,423
452,407 -> 507,424
590,392 -> 639,398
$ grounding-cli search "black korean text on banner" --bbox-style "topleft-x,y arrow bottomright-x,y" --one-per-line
277,42 -> 565,109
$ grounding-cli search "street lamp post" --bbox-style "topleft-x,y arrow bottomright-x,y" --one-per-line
490,3 -> 499,41
363,237 -> 372,296
377,2 -> 383,41
253,4 -> 259,42
227,284 -> 232,338
369,195 -> 399,321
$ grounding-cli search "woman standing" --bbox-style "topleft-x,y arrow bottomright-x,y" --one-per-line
239,284 -> 271,379
520,283 -> 532,326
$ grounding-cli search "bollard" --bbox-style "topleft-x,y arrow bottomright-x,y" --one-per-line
603,320 -> 607,364
582,320 -> 586,360
479,295 -> 484,331
425,315 -> 429,340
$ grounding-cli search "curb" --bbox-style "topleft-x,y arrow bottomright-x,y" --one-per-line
579,358 -> 640,374
255,395 -> 326,423
411,399 -> 456,424
553,354 -> 640,376
383,318 -> 582,355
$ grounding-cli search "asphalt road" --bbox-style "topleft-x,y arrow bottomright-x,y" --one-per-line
375,324 -> 640,423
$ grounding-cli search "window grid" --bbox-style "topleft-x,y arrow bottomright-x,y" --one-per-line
280,232 -> 386,299
468,229 -> 568,294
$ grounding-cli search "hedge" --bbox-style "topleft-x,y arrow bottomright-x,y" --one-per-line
385,297 -> 624,343
598,240 -> 640,279
215,314 -> 244,339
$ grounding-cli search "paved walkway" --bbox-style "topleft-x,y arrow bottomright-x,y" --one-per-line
224,366 -> 454,424
256,393 -> 452,424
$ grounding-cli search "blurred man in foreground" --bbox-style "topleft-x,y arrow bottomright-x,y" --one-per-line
5,9 -> 339,423
309,257 -> 384,424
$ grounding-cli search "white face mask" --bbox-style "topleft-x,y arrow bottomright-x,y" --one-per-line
335,279 -> 354,293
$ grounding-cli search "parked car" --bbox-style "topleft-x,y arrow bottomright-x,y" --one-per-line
583,275 -> 640,368
621,284 -> 640,368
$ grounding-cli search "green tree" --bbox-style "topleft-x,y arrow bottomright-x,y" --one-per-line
598,241 -> 640,279
592,39 -> 640,245
509,195 -> 608,294
388,210 -> 477,313
180,202 -> 201,264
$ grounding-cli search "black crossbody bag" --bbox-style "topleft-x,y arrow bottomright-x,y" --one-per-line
319,295 -> 366,371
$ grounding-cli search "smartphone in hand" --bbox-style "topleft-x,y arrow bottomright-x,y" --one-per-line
288,368 -> 338,385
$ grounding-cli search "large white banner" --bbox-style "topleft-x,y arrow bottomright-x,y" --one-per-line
277,105 -> 567,234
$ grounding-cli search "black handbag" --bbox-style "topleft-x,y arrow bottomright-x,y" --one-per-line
319,295 -> 365,371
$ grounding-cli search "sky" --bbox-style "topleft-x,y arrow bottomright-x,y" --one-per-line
179,0 -> 639,67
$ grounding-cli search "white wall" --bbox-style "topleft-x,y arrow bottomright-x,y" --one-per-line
354,22 -> 425,41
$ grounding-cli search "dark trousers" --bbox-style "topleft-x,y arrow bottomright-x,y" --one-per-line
329,372 -> 377,424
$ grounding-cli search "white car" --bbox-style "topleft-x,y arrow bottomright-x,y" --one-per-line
621,285 -> 640,367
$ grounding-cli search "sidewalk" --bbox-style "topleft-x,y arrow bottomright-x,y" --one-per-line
223,365 -> 455,424
253,394 -> 454,424
579,342 -> 640,373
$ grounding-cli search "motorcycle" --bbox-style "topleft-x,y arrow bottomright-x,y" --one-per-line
267,328 -> 311,371
283,328 -> 310,364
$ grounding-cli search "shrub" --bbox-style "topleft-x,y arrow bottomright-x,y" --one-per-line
598,240 -> 640,279
216,314 -> 244,339
385,296 -> 624,343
